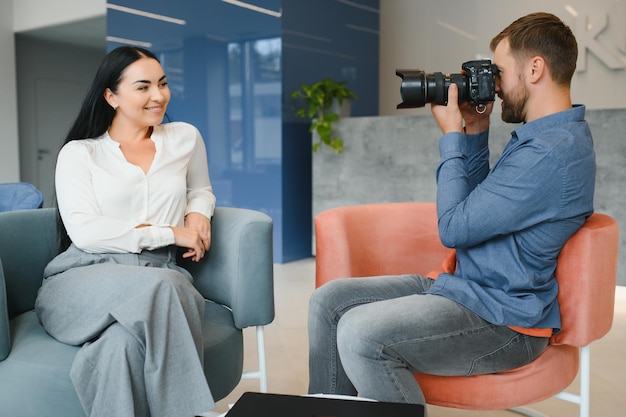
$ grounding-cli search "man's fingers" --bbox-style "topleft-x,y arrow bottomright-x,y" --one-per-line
448,83 -> 459,105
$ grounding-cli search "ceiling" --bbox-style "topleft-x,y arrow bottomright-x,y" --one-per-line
15,0 -> 282,51
14,0 -> 376,55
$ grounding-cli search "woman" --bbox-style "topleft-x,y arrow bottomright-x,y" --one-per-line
35,46 -> 216,417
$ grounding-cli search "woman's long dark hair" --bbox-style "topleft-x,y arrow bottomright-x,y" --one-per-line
56,46 -> 161,252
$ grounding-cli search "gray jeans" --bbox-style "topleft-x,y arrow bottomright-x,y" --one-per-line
308,275 -> 549,408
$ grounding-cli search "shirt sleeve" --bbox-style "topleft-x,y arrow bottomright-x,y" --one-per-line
185,128 -> 216,219
55,142 -> 175,253
435,130 -> 563,249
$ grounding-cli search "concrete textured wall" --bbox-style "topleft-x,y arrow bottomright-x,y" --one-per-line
313,109 -> 625,285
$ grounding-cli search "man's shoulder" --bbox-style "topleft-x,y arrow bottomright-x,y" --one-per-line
516,106 -> 589,143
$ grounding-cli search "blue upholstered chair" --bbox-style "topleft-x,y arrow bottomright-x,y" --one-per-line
0,207 -> 274,417
0,182 -> 44,212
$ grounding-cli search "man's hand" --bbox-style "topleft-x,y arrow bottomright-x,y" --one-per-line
431,83 -> 464,135
459,99 -> 493,135
431,83 -> 493,135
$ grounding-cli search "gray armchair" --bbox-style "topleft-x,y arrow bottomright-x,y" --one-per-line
0,207 -> 274,417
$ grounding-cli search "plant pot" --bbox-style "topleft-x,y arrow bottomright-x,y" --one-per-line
328,98 -> 352,118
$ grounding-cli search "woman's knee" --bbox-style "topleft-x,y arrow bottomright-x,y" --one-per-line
101,324 -> 144,358
72,324 -> 144,376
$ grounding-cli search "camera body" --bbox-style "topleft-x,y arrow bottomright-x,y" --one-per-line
396,59 -> 497,108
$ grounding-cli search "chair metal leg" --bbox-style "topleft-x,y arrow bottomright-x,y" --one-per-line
240,326 -> 268,392
255,325 -> 268,392
507,407 -> 551,417
553,345 -> 589,417
580,345 -> 590,417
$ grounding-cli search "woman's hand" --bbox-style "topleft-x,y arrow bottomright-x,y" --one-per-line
169,226 -> 205,262
185,212 -> 211,249
177,212 -> 212,262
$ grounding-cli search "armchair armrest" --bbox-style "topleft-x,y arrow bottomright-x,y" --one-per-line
179,207 -> 275,329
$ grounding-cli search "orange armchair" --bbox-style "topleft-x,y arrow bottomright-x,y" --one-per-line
314,202 -> 619,417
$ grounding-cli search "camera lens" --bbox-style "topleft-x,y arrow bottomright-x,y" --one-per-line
395,70 -> 428,108
396,70 -> 469,108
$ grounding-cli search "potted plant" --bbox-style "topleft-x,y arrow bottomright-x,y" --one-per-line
290,78 -> 358,153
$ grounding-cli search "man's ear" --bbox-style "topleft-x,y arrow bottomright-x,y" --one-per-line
529,56 -> 546,83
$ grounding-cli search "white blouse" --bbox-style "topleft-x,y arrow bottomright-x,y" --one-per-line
55,122 -> 216,254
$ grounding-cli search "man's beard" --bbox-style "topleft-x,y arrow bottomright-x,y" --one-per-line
500,80 -> 528,124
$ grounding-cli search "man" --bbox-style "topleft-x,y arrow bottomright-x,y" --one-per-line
307,12 -> 595,411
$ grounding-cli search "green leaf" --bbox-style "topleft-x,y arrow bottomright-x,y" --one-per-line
289,77 -> 358,153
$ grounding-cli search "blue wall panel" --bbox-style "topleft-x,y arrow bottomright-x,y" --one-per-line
107,0 -> 379,262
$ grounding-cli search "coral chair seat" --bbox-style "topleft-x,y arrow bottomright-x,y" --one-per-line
314,202 -> 619,417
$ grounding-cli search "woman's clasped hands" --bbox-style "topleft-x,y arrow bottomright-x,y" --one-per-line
172,212 -> 212,262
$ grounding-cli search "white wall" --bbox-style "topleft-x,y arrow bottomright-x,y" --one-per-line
0,0 -> 19,182
0,0 -> 105,183
13,0 -> 105,32
16,36 -> 105,206
380,0 -> 626,115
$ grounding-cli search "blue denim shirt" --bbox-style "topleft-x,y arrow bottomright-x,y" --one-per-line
427,105 -> 595,331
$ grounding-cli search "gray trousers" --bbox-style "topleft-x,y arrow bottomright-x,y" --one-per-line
35,245 -> 214,417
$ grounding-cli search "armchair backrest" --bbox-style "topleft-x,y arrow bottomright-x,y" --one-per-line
551,213 -> 619,346
314,202 -> 453,287
0,208 -> 59,361
0,208 -> 59,319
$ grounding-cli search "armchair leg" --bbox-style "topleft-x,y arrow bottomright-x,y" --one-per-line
507,407 -> 550,417
579,345 -> 590,417
241,326 -> 268,392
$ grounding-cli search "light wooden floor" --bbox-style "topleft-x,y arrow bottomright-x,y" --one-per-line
214,258 -> 626,416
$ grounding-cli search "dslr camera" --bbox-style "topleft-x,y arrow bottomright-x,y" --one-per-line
396,60 -> 497,108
